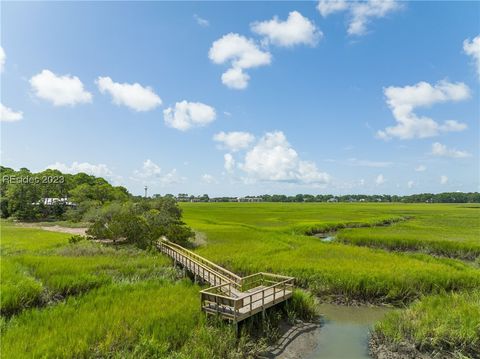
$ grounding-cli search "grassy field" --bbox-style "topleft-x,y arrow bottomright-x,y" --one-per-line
373,291 -> 480,358
2,203 -> 479,357
336,205 -> 480,260
0,223 -> 175,316
181,203 -> 480,304
183,202 -> 480,260
0,221 -> 270,358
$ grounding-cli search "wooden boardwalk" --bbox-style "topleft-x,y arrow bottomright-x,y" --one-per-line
158,239 -> 294,323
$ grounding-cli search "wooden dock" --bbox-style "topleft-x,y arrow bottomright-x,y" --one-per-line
158,239 -> 294,323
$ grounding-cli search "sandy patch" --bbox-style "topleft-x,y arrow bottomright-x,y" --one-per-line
39,225 -> 87,235
14,222 -> 87,236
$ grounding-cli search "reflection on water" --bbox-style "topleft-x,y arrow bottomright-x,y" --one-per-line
305,303 -> 391,359
313,233 -> 336,242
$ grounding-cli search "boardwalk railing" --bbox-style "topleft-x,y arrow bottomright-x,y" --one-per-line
201,275 -> 294,322
158,238 -> 294,322
158,239 -> 241,287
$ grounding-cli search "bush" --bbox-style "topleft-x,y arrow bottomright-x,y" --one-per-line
86,199 -> 193,249
68,235 -> 86,244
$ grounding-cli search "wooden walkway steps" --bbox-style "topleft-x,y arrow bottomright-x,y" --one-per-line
158,239 -> 294,323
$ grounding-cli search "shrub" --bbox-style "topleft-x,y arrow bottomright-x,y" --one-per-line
68,235 -> 86,244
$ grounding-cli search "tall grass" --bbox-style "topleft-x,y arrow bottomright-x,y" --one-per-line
1,280 -> 267,358
1,223 -> 70,254
1,222 -> 174,315
373,291 -> 480,358
1,222 -> 267,358
0,258 -> 43,315
1,281 -> 201,358
181,203 -> 480,304
336,207 -> 480,260
181,203 -> 480,260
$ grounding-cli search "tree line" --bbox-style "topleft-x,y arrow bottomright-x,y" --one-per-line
0,166 -> 193,248
258,193 -> 480,203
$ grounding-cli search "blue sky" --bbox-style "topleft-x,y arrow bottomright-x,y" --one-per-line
1,1 -> 479,196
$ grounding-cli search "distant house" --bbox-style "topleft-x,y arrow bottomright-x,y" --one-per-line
176,193 -> 190,202
36,197 -> 76,207
327,197 -> 338,203
238,196 -> 263,202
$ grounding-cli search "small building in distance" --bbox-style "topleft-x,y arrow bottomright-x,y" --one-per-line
36,197 -> 76,207
238,196 -> 263,202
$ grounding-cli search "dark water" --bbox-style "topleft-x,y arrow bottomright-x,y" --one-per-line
305,303 -> 391,359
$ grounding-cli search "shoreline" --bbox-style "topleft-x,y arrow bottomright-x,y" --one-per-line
368,332 -> 455,359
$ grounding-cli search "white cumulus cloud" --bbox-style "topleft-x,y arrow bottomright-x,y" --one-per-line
375,174 -> 385,185
209,33 -> 271,89
46,161 -> 112,177
377,80 -> 469,140
440,175 -> 448,185
132,159 -> 185,185
463,35 -> 480,79
96,76 -> 162,112
213,131 -> 255,151
30,69 -> 92,106
407,180 -> 414,189
251,11 -> 322,47
133,159 -> 162,179
0,46 -> 5,72
317,0 -> 349,17
348,0 -> 401,36
317,0 -> 401,36
0,103 -> 23,122
415,165 -> 426,172
221,67 -> 250,90
164,101 -> 216,131
239,131 -> 330,184
431,142 -> 471,158
224,153 -> 236,173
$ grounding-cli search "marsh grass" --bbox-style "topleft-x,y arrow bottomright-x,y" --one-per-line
336,209 -> 480,260
2,204 -> 479,358
1,223 -> 70,254
1,281 -> 202,358
182,203 -> 480,260
0,222 -> 175,315
0,223 -> 272,358
0,258 -> 43,315
373,291 -> 480,358
181,203 -> 480,304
